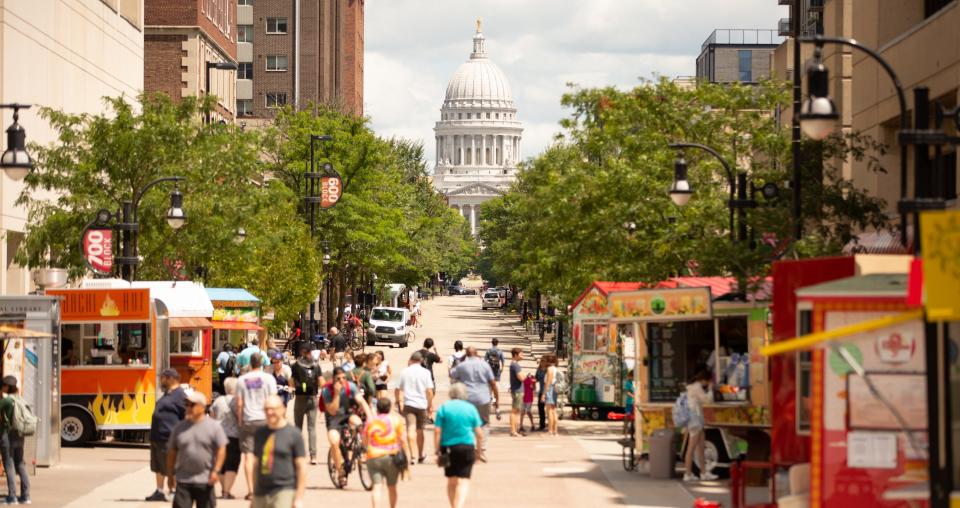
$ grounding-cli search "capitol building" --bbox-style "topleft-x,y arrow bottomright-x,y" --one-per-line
432,21 -> 523,236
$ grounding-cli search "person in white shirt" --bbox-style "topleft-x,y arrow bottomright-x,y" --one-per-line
448,340 -> 466,374
395,351 -> 434,464
234,354 -> 277,500
683,370 -> 716,482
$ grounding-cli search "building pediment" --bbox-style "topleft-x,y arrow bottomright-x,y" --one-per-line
445,182 -> 504,196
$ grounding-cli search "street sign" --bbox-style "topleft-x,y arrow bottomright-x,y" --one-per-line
320,174 -> 342,209
82,228 -> 113,275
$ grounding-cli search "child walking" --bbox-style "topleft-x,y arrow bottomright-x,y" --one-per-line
521,373 -> 536,432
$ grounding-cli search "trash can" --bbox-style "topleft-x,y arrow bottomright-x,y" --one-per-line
649,428 -> 676,479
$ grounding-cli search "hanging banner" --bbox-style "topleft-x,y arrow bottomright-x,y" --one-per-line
320,174 -> 342,209
83,228 -> 114,275
608,287 -> 712,322
920,209 -> 960,320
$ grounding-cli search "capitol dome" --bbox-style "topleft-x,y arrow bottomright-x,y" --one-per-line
443,25 -> 515,109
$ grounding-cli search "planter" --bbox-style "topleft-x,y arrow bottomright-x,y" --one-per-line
33,268 -> 68,289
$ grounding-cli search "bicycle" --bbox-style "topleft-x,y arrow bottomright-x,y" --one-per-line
328,421 -> 373,491
617,412 -> 639,471
347,326 -> 366,352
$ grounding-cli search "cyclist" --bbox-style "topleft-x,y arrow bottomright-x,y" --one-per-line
322,367 -> 372,485
348,313 -> 364,339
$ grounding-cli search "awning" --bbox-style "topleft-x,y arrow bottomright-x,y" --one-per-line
212,321 -> 263,331
170,317 -> 212,329
761,309 -> 923,357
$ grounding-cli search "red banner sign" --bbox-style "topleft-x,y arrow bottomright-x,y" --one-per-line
83,228 -> 113,275
320,175 -> 342,209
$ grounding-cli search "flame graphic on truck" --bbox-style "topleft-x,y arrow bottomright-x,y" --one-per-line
87,379 -> 156,426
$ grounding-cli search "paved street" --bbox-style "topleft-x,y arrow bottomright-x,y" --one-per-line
31,294 -> 695,507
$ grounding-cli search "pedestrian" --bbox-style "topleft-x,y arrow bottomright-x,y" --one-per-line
322,367 -> 373,486
146,369 -> 187,502
215,343 -> 236,395
418,338 -> 442,381
363,398 -> 409,508
289,343 -> 322,465
447,340 -> 466,374
449,347 -> 498,457
252,395 -> 306,508
374,350 -> 391,400
535,358 -> 547,432
236,338 -> 269,375
166,391 -> 227,508
329,327 -> 347,365
683,370 -> 717,482
342,351 -> 356,375
210,377 -> 241,499
353,353 -> 378,406
0,376 -> 30,504
521,373 -> 536,432
483,338 -> 505,384
267,351 -> 293,406
395,351 -> 434,465
433,383 -> 483,508
542,355 -> 559,436
235,354 -> 277,501
508,348 -> 525,437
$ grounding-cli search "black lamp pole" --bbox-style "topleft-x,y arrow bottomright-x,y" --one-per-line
114,176 -> 187,282
791,0 -> 802,241
205,61 -> 238,124
306,134 -> 332,337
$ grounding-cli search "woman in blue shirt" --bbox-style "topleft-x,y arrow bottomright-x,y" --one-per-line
433,383 -> 483,508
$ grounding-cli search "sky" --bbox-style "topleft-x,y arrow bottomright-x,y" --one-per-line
365,0 -> 788,170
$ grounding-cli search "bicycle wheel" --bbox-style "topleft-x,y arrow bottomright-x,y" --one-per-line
356,441 -> 373,491
327,448 -> 342,489
622,443 -> 636,471
348,334 -> 363,351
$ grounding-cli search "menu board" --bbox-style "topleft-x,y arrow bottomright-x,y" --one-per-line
647,323 -> 685,402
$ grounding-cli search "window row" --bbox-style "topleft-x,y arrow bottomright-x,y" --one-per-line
236,58 -> 289,78
235,93 -> 287,115
237,17 -> 287,41
442,111 -> 516,121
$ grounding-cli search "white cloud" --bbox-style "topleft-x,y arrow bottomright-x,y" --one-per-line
365,0 -> 788,167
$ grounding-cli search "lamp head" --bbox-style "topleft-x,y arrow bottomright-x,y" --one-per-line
322,253 -> 331,265
799,54 -> 839,140
234,227 -> 246,244
166,185 -> 186,230
0,105 -> 32,180
668,155 -> 693,206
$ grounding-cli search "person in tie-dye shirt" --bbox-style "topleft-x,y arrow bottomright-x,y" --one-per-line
363,398 -> 410,508
252,395 -> 305,508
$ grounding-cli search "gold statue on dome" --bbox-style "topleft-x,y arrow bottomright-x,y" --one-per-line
476,18 -> 481,32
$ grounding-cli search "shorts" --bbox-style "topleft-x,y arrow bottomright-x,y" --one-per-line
545,386 -> 557,405
149,440 -> 168,474
325,413 -> 349,432
687,413 -> 705,436
366,455 -> 401,486
240,421 -> 266,454
252,488 -> 295,508
374,383 -> 388,392
473,402 -> 491,426
441,444 -> 476,478
403,406 -> 428,430
511,390 -> 523,411
221,437 -> 241,473
522,403 -> 533,412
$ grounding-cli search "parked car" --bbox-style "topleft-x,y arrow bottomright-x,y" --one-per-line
481,291 -> 502,310
366,306 -> 412,347
461,287 -> 477,295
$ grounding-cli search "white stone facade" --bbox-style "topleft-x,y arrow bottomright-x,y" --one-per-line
432,22 -> 522,236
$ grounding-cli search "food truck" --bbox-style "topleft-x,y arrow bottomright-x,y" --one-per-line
763,272 -> 928,507
133,281 -> 214,399
609,278 -> 772,476
569,282 -> 642,420
206,288 -> 262,351
50,285 -> 170,445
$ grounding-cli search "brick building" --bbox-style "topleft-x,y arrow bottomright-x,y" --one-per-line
696,29 -> 782,84
236,0 -> 364,121
145,0 -> 238,121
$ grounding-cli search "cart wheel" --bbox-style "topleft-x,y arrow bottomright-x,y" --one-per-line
61,407 -> 95,446
590,409 -> 600,420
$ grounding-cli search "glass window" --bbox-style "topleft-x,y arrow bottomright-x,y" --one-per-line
237,0 -> 253,5
581,322 -> 609,353
266,93 -> 287,108
62,322 -> 151,367
238,62 -> 252,80
238,25 -> 253,43
237,99 -> 253,116
169,329 -> 201,355
266,17 -> 287,34
738,50 -> 752,82
266,55 -> 288,72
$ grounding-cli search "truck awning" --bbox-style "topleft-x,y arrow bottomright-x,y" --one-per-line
760,309 -> 922,357
212,321 -> 263,331
170,317 -> 212,329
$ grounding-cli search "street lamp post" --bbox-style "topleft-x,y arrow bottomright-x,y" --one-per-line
667,142 -> 778,244
0,104 -> 33,180
205,61 -> 238,124
305,134 -> 333,337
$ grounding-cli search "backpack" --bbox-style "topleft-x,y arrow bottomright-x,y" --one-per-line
317,381 -> 351,414
10,396 -> 38,437
485,348 -> 502,374
224,354 -> 237,378
449,353 -> 465,370
672,392 -> 690,428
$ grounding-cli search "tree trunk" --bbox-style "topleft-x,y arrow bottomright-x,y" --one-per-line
336,269 -> 348,329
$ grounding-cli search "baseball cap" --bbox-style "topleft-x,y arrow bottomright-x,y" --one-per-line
1,376 -> 17,388
185,391 -> 207,406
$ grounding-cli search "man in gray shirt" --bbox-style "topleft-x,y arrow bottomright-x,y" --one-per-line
167,391 -> 227,508
235,354 -> 277,500
450,346 -> 499,456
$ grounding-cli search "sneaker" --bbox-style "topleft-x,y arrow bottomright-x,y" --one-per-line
700,472 -> 718,481
15,498 -> 29,505
683,473 -> 698,482
145,491 -> 167,502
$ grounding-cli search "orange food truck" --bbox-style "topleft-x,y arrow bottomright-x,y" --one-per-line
50,285 -> 170,445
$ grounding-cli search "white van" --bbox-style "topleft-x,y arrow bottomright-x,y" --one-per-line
366,306 -> 411,347
481,291 -> 502,310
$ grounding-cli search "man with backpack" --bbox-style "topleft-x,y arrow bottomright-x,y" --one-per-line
484,338 -> 506,384
290,343 -> 322,465
418,338 -> 442,381
215,343 -> 236,395
447,340 -> 466,375
0,376 -> 33,505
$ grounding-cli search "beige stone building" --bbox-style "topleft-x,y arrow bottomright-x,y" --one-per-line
0,0 -> 144,295
696,29 -> 782,84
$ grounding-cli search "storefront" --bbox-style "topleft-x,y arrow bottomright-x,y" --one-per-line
50,287 -> 170,445
133,281 -> 213,399
205,288 -> 262,351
